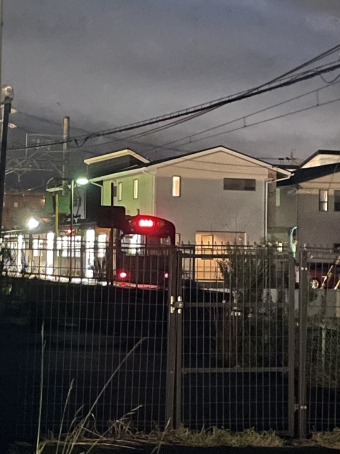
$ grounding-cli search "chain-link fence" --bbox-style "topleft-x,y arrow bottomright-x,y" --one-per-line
3,239 -> 340,442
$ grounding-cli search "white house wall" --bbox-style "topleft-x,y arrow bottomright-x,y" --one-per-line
153,150 -> 269,244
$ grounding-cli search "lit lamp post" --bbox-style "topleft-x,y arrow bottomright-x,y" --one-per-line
0,85 -> 14,235
46,175 -> 89,281
69,176 -> 89,281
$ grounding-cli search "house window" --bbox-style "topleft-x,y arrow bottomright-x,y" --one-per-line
172,176 -> 181,197
319,190 -> 328,211
14,202 -> 19,208
223,178 -> 256,191
117,182 -> 122,201
133,179 -> 139,199
334,190 -> 340,211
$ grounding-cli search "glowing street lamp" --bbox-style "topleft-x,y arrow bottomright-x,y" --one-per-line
69,176 -> 89,280
27,217 -> 39,230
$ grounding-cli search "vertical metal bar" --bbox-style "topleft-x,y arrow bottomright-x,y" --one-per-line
288,254 -> 296,436
298,250 -> 308,438
165,249 -> 177,429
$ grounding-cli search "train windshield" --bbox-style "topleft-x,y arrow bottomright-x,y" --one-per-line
121,234 -> 172,255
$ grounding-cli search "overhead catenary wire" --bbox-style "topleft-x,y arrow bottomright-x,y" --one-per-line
164,95 -> 340,149
38,77 -> 340,156
8,49 -> 340,152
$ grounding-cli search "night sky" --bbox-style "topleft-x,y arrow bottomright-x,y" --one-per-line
3,0 -> 340,188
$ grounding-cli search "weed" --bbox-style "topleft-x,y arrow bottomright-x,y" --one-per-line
312,428 -> 340,449
35,337 -> 146,454
165,425 -> 285,447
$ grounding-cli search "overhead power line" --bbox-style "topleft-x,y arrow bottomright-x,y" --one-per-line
165,94 -> 340,149
9,44 -> 340,152
141,79 -> 340,153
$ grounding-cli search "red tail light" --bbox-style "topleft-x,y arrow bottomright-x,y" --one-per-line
118,271 -> 128,280
138,219 -> 154,228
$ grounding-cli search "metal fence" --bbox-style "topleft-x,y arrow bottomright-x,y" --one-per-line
298,249 -> 340,437
2,240 -> 340,442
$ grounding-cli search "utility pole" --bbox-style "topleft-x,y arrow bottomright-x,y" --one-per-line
62,116 -> 70,181
0,95 -> 12,233
57,116 -> 70,236
0,0 -> 3,99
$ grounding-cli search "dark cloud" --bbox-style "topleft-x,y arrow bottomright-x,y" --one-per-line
3,0 -> 340,187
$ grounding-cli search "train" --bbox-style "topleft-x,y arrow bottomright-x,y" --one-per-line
0,213 -> 176,287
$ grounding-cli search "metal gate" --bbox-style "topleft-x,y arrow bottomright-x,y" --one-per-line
166,246 -> 296,435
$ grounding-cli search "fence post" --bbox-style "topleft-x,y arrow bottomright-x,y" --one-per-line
298,249 -> 308,438
175,249 -> 183,429
165,248 -> 178,429
288,254 -> 296,436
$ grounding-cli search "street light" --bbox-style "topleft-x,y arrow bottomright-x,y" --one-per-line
27,217 -> 39,230
69,176 -> 89,281
46,175 -> 89,281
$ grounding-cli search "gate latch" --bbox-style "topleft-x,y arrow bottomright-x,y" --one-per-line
170,296 -> 184,314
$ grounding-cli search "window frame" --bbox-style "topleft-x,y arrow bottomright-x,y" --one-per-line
319,189 -> 328,212
223,178 -> 256,191
334,190 -> 340,212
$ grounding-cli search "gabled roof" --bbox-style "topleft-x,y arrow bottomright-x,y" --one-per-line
299,150 -> 340,169
278,162 -> 340,187
84,148 -> 150,165
88,145 -> 291,182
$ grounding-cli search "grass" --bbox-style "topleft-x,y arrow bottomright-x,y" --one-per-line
29,325 -> 284,453
143,425 -> 285,448
30,425 -> 285,453
34,337 -> 146,454
312,428 -> 340,449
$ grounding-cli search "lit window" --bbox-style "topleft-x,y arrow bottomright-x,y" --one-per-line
334,191 -> 340,211
133,179 -> 139,199
14,202 -> 19,208
319,190 -> 328,211
117,182 -> 122,201
172,176 -> 181,197
223,178 -> 256,191
275,188 -> 280,207
97,233 -> 107,258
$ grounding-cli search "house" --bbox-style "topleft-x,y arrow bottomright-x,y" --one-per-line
269,150 -> 340,249
2,190 -> 45,230
85,146 -> 291,245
